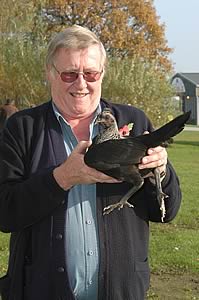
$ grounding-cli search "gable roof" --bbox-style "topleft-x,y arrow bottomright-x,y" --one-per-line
176,73 -> 199,86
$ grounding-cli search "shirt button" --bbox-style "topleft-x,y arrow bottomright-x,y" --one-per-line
86,220 -> 92,225
57,267 -> 65,273
87,250 -> 94,256
56,233 -> 63,240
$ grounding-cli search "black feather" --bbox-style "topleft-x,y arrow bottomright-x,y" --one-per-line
85,111 -> 191,183
84,110 -> 190,217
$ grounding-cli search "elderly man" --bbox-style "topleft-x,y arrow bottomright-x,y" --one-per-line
0,25 -> 181,300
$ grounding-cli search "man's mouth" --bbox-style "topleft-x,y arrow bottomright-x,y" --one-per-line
70,92 -> 89,98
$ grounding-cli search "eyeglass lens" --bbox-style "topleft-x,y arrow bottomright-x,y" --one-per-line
60,71 -> 102,83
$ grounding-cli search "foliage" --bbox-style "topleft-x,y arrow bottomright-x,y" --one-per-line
41,0 -> 173,72
102,57 -> 178,127
0,0 -> 49,107
0,0 -> 174,111
0,37 -> 49,108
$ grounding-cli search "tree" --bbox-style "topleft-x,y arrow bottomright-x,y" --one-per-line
42,0 -> 172,71
102,58 -> 178,127
0,0 -> 49,107
0,0 -> 174,113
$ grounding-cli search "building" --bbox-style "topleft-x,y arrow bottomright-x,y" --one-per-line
171,73 -> 199,125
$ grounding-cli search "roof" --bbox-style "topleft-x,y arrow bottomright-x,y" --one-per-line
176,73 -> 199,86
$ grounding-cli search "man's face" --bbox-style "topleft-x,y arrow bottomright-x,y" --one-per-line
48,45 -> 104,119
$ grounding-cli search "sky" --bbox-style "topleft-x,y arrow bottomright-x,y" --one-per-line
154,0 -> 199,73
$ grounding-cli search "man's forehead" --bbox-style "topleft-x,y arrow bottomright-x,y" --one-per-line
54,46 -> 104,67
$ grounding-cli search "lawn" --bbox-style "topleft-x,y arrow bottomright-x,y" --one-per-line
0,131 -> 198,299
148,130 -> 199,299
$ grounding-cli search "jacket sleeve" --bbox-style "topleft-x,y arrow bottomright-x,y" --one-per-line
0,116 -> 66,233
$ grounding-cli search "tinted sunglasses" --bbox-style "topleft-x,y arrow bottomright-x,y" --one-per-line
53,64 -> 103,83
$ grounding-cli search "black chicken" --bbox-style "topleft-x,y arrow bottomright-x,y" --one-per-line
84,108 -> 191,220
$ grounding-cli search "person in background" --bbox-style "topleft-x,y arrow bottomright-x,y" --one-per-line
0,25 -> 181,300
0,99 -> 18,131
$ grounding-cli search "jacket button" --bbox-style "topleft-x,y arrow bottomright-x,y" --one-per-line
57,267 -> 65,273
56,233 -> 63,240
86,220 -> 92,225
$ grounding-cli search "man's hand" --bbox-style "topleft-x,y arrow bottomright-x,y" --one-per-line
53,141 -> 120,190
139,145 -> 168,174
138,131 -> 168,175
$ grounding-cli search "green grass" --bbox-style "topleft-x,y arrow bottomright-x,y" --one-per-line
0,232 -> 10,275
169,133 -> 199,229
150,225 -> 199,273
0,131 -> 198,282
149,131 -> 199,274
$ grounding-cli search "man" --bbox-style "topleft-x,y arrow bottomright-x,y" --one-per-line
0,25 -> 181,300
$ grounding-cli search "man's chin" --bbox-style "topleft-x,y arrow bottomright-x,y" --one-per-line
72,103 -> 98,118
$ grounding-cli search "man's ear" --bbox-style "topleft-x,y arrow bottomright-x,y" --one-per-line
44,67 -> 53,90
46,66 -> 53,82
101,69 -> 105,81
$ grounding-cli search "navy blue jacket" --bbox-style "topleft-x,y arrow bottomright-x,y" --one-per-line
0,99 -> 181,300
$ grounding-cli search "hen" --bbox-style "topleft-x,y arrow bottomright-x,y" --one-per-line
84,108 -> 191,221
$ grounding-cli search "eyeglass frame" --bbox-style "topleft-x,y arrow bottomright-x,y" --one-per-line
52,63 -> 103,83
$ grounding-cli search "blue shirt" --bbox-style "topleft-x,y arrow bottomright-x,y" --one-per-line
53,103 -> 101,300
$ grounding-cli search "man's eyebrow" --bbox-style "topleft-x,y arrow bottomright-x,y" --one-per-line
62,68 -> 100,72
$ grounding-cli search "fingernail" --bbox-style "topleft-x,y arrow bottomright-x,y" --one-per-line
142,158 -> 147,164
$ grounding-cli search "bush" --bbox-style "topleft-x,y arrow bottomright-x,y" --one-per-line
102,58 -> 180,127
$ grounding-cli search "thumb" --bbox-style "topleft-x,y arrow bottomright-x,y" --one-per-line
74,140 -> 92,154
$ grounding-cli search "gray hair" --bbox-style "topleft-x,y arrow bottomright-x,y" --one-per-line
46,25 -> 107,70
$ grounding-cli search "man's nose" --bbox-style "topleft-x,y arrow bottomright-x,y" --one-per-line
74,73 -> 87,88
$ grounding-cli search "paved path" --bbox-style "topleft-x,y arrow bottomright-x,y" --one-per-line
184,126 -> 199,131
